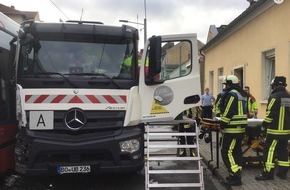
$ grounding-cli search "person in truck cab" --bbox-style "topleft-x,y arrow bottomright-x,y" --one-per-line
68,50 -> 93,73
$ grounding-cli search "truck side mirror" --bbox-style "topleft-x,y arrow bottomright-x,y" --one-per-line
146,36 -> 163,85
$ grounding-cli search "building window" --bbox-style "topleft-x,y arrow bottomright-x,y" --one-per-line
209,70 -> 214,94
217,67 -> 224,93
262,49 -> 275,100
233,67 -> 244,87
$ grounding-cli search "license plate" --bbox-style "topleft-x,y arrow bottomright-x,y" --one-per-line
29,111 -> 54,130
57,165 -> 91,174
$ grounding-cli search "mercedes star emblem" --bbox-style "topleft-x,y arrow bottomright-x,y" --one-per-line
64,108 -> 86,130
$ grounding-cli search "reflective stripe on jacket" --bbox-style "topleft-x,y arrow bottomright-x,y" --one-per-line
184,108 -> 193,128
263,87 -> 290,137
221,89 -> 248,133
213,93 -> 223,115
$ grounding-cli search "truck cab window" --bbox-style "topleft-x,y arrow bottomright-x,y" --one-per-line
160,41 -> 192,80
18,40 -> 135,80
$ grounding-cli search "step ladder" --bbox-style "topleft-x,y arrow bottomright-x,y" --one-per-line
145,119 -> 204,190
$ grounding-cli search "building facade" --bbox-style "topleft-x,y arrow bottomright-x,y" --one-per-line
201,0 -> 290,118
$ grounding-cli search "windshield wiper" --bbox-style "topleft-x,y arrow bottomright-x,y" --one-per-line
68,72 -> 122,89
34,72 -> 77,88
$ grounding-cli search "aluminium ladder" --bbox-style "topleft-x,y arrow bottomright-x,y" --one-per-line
145,119 -> 204,190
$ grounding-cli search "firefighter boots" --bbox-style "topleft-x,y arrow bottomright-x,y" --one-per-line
276,172 -> 287,180
178,149 -> 186,157
276,166 -> 288,180
224,171 -> 242,186
190,149 -> 196,157
255,171 -> 274,181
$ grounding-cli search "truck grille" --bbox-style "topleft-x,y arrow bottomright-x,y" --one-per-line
27,110 -> 125,132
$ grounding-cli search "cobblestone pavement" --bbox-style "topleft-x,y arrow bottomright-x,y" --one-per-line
199,130 -> 290,190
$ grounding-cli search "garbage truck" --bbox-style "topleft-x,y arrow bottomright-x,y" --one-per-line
12,20 -> 201,175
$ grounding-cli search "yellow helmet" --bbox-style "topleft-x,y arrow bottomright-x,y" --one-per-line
223,75 -> 239,85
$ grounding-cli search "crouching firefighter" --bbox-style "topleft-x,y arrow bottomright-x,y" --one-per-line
219,75 -> 248,186
255,76 -> 290,181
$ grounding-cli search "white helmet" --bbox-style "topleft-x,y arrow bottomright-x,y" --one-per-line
223,75 -> 239,85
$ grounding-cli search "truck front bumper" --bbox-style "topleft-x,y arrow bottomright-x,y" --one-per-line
15,127 -> 144,176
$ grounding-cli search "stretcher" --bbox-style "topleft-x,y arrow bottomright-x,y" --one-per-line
199,117 -> 264,168
242,119 -> 265,165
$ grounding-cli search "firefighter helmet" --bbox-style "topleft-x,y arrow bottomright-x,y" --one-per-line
223,75 -> 239,85
270,76 -> 287,87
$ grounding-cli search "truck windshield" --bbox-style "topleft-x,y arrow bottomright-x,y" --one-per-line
18,40 -> 135,79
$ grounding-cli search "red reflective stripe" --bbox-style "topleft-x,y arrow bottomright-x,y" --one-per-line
51,95 -> 66,103
25,95 -> 32,102
103,95 -> 117,103
120,95 -> 127,103
86,95 -> 101,103
68,95 -> 83,103
24,94 -> 127,104
35,95 -> 49,103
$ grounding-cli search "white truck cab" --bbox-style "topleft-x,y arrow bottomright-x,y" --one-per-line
13,20 -> 201,176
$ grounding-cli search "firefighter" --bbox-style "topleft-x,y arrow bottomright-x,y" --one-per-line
219,75 -> 248,186
255,76 -> 290,181
177,108 -> 196,157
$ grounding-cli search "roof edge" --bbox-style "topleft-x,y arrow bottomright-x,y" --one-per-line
201,0 -> 274,52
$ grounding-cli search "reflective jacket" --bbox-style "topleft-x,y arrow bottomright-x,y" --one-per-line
175,108 -> 194,129
184,108 -> 194,128
213,92 -> 224,116
220,89 -> 248,133
247,94 -> 258,118
263,87 -> 290,138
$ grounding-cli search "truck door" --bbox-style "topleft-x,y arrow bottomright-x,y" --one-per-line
139,34 -> 201,123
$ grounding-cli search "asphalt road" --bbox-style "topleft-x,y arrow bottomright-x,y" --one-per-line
0,162 -> 225,190
0,125 -> 226,190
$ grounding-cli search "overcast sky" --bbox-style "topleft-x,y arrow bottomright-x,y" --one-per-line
1,0 -> 250,47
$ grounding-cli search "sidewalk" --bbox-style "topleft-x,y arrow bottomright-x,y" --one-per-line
199,130 -> 290,190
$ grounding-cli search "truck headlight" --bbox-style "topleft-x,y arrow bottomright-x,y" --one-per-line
119,139 -> 140,153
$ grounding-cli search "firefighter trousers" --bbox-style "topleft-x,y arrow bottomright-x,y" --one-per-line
263,135 -> 290,174
178,123 -> 195,145
221,133 -> 244,176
